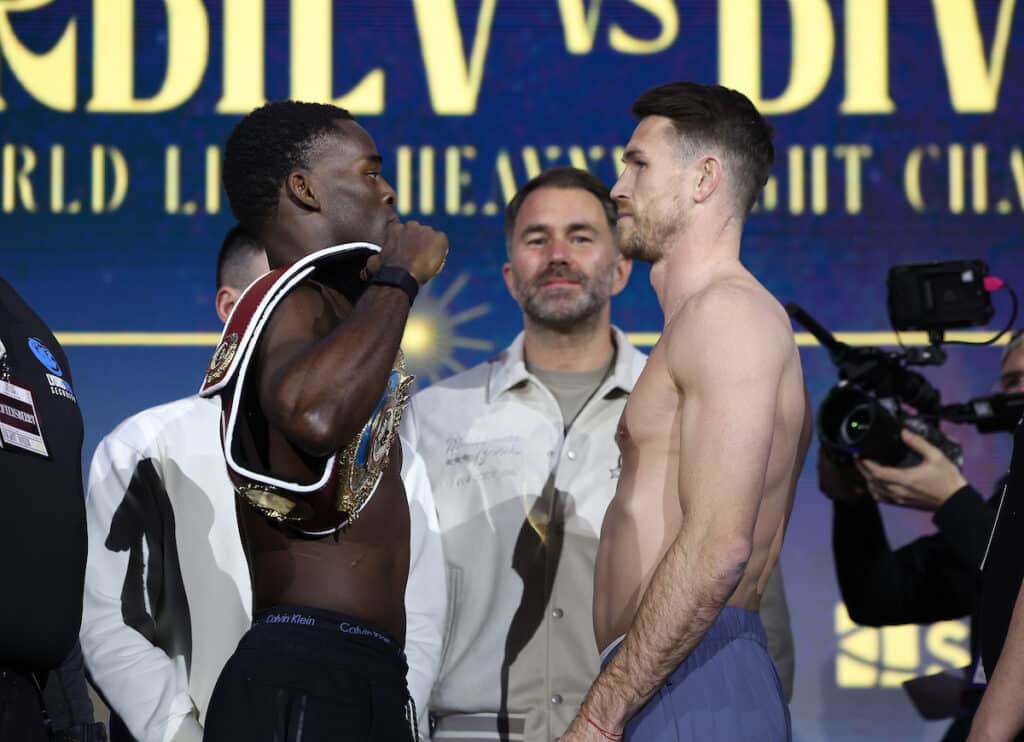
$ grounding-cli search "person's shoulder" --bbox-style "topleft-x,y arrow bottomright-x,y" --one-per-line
666,276 -> 792,376
101,395 -> 216,453
268,280 -> 336,319
410,359 -> 492,407
678,277 -> 789,343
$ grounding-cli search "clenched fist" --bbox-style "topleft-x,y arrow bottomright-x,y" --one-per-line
365,220 -> 449,286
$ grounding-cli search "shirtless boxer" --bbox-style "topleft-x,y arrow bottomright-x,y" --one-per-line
199,101 -> 447,741
562,82 -> 811,741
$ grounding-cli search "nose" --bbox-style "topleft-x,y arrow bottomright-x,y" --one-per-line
380,177 -> 397,206
547,237 -> 571,263
610,172 -> 631,204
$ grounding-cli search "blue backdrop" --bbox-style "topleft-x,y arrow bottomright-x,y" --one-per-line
3,1 -> 1023,738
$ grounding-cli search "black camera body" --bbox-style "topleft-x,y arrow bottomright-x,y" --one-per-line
817,384 -> 962,468
888,260 -> 993,334
791,260 -> 1000,468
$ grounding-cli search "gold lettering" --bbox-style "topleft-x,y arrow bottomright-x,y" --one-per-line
1010,147 -> 1024,210
904,144 -> 941,213
932,0 -> 1016,113
289,0 -> 383,114
609,0 -> 679,54
719,0 -> 835,115
420,147 -> 436,215
880,625 -> 919,687
788,146 -> 805,214
971,144 -> 988,214
48,144 -> 80,213
0,0 -> 76,111
216,0 -> 265,113
612,147 -> 626,177
50,144 -> 67,213
557,0 -> 602,54
2,144 -> 37,212
949,143 -> 965,214
205,145 -> 220,214
88,0 -> 209,113
495,149 -> 517,205
396,146 -> 413,214
811,145 -> 828,214
924,621 -> 970,676
90,145 -> 127,213
165,145 -> 183,214
413,0 -> 497,115
833,144 -> 872,214
568,146 -> 589,171
755,176 -> 779,213
522,146 -> 543,180
841,0 -> 894,113
445,145 -> 476,215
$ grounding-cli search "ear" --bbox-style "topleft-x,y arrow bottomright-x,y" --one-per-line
693,156 -> 723,204
610,255 -> 632,296
502,262 -> 519,302
215,286 -> 242,323
286,170 -> 320,211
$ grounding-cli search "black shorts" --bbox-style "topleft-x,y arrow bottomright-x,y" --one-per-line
203,605 -> 414,742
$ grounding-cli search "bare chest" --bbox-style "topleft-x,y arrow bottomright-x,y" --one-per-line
616,345 -> 680,458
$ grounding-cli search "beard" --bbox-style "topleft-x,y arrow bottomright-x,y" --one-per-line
619,197 -> 684,263
514,264 -> 615,332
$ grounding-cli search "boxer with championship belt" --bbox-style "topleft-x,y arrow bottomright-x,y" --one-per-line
201,101 -> 447,742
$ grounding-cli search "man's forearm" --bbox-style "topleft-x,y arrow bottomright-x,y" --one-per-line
969,578 -> 1024,741
583,534 -> 748,727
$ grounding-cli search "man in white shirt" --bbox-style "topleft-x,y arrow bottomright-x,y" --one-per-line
80,226 -> 446,742
402,168 -> 794,742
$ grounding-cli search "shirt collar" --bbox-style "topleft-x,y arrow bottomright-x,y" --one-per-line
486,326 -> 642,402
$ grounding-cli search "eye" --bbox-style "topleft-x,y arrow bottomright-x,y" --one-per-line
367,171 -> 381,180
570,235 -> 593,244
525,236 -> 546,247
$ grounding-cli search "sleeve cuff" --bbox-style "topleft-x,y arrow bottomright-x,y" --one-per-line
932,484 -> 990,562
934,485 -> 985,527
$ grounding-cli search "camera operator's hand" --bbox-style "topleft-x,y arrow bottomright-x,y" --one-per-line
856,429 -> 968,512
817,450 -> 869,504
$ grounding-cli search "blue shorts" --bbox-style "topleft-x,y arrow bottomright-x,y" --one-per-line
601,606 -> 790,741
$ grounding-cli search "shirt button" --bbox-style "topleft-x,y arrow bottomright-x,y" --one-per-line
551,608 -> 564,619
551,694 -> 563,705
566,450 -> 577,460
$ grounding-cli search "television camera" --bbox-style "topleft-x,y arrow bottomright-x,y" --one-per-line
788,260 -> 1022,468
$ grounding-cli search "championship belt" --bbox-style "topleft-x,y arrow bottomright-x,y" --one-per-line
199,242 -> 415,536
335,351 -> 414,524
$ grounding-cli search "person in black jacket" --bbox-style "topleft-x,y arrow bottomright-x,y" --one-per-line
0,279 -> 103,742
819,331 -> 1024,741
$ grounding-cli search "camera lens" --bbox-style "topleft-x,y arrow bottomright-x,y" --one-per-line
839,403 -> 875,446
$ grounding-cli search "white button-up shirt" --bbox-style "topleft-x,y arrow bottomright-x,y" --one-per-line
402,328 -> 646,741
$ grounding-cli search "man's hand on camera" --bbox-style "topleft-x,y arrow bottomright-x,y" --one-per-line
817,450 -> 869,504
856,429 -> 967,512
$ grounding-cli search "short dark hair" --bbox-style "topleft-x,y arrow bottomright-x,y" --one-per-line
1003,328 -> 1024,364
632,82 -> 774,216
215,224 -> 264,291
222,101 -> 354,237
504,167 -> 617,252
